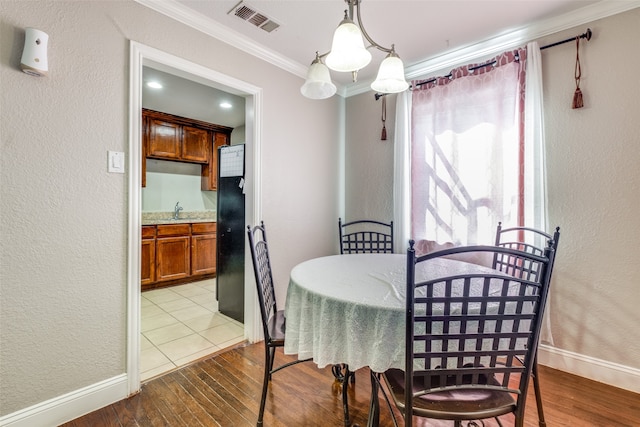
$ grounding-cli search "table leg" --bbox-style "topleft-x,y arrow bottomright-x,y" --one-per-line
332,364 -> 353,426
366,370 -> 380,427
342,365 -> 351,427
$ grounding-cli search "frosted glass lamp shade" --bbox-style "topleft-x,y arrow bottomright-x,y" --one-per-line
325,18 -> 372,72
370,52 -> 409,93
301,58 -> 337,99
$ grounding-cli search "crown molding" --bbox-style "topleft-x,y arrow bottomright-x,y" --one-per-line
346,0 -> 640,97
134,0 -> 308,78
134,0 -> 639,99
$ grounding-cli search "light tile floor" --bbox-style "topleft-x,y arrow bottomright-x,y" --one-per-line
140,279 -> 245,382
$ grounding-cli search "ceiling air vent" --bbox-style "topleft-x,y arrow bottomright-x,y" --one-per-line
228,1 -> 280,33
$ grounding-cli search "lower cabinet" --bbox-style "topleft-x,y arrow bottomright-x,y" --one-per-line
141,226 -> 156,286
191,223 -> 217,276
142,222 -> 216,290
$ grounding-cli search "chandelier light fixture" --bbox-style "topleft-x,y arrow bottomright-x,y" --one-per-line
300,0 -> 409,99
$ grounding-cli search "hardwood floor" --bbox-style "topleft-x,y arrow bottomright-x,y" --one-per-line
62,342 -> 640,426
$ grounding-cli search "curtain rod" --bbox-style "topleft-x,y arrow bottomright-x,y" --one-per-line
540,28 -> 592,50
413,60 -> 499,89
375,28 -> 593,99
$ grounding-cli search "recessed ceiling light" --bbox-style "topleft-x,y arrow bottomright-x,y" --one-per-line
220,102 -> 232,109
146,81 -> 162,89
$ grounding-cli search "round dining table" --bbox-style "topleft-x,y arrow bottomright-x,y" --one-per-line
284,253 -> 501,373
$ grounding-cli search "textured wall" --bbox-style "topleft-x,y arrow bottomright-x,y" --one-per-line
0,0 -> 340,416
344,93 -> 396,223
0,1 -> 130,415
537,9 -> 640,368
345,9 -> 640,372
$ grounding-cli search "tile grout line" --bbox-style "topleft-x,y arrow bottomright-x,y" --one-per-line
140,280 -> 244,380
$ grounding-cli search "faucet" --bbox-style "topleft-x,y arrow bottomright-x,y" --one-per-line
173,202 -> 183,220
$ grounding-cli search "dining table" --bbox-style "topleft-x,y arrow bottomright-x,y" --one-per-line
283,252 -> 515,426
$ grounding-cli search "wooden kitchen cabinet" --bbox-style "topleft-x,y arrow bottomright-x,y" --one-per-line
141,221 -> 217,290
155,224 -> 191,283
146,118 -> 209,164
142,109 -> 232,189
147,118 -> 181,159
191,222 -> 217,276
141,226 -> 156,286
201,132 -> 229,191
182,125 -> 210,163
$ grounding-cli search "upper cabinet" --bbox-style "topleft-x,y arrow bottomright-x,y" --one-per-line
142,109 -> 232,189
202,132 -> 229,191
182,125 -> 210,163
147,118 -> 181,160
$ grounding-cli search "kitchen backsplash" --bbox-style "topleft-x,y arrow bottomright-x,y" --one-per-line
142,210 -> 215,225
142,159 -> 217,212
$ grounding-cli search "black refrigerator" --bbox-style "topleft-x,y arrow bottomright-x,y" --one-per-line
216,144 -> 245,323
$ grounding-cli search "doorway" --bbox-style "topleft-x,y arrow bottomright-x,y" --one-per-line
128,41 -> 262,394
140,66 -> 246,380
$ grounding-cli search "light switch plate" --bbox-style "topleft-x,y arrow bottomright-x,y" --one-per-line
108,151 -> 125,173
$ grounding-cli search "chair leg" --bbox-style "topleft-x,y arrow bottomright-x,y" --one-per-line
258,344 -> 274,426
372,371 -> 398,427
268,347 -> 276,379
532,356 -> 546,427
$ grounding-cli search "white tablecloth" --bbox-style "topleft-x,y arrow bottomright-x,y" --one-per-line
284,253 -> 511,373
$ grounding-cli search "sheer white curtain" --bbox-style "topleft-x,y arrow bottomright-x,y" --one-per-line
525,41 -> 553,345
525,41 -> 548,233
393,91 -> 411,253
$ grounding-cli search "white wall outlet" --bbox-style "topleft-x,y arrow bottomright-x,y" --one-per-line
108,151 -> 125,173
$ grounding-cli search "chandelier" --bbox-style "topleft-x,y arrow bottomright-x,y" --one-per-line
300,0 -> 409,99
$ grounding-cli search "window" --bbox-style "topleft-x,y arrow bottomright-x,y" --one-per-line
410,49 -> 526,245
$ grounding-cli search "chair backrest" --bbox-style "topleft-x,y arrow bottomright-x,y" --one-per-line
493,222 -> 561,282
247,222 -> 278,341
338,218 -> 394,254
403,242 -> 556,425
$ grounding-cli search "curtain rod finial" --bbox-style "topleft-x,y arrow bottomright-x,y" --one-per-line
585,28 -> 592,41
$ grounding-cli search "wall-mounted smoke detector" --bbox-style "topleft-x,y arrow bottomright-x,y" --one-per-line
227,1 -> 280,33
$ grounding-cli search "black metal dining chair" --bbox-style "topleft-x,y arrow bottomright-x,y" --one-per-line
336,217 -> 394,425
247,222 -> 312,426
493,222 -> 561,427
338,218 -> 394,254
493,222 -> 561,282
379,241 -> 556,427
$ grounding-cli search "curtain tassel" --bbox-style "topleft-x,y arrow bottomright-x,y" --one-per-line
572,88 -> 584,109
572,36 -> 584,109
380,96 -> 388,140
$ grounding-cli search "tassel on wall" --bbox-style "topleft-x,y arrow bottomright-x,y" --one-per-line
572,36 -> 584,109
381,95 -> 387,140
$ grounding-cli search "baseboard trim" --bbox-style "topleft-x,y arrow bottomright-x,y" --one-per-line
538,344 -> 640,394
0,374 -> 129,427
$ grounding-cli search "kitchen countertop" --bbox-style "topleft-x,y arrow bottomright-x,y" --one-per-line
142,211 -> 216,226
